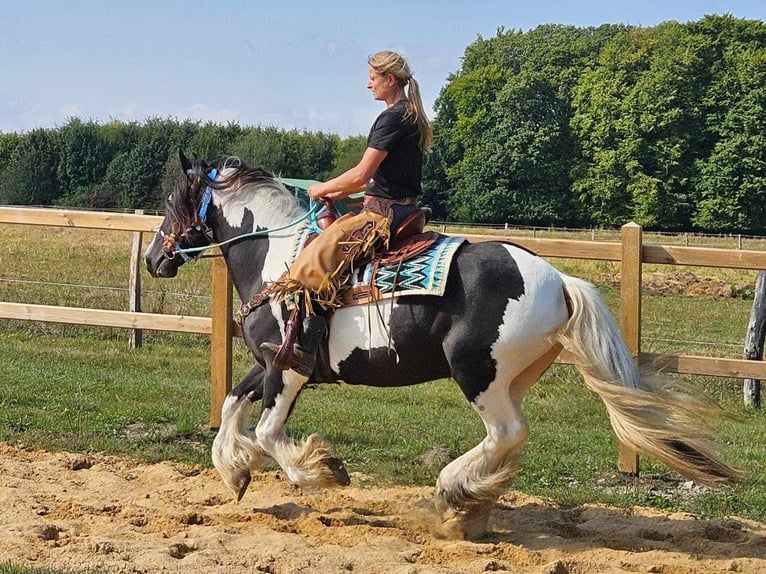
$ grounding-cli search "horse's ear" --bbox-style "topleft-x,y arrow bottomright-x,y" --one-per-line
179,150 -> 192,173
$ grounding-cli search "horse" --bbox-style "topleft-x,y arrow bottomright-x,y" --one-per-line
145,153 -> 739,539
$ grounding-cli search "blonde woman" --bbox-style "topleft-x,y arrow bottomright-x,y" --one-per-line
264,50 -> 433,376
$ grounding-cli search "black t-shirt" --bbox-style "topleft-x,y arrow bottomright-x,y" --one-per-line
365,100 -> 422,200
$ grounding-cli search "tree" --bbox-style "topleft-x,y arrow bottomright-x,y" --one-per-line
330,135 -> 366,177
232,126 -> 287,172
232,127 -> 338,179
571,23 -> 711,228
427,65 -> 510,221
55,118 -> 115,207
0,132 -> 21,173
693,16 -> 766,231
0,129 -> 59,205
448,73 -> 574,224
426,24 -> 622,224
101,118 -> 179,209
187,122 -> 243,159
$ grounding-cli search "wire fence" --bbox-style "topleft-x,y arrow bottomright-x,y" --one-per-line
0,219 -> 759,360
432,221 -> 766,251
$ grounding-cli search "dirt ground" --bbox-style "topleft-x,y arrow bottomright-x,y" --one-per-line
1,443 -> 765,574
597,270 -> 753,299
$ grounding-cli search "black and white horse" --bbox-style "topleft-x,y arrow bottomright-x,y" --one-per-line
145,154 -> 738,539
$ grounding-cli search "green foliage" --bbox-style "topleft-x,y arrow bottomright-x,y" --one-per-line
99,119 -> 190,209
0,132 -> 22,172
2,15 -> 766,231
448,72 -> 575,224
0,120 -> 346,210
428,16 -> 766,231
187,121 -> 243,159
0,129 -> 59,205
232,127 -> 339,180
55,118 -> 115,204
571,23 -> 708,228
693,16 -> 766,232
432,24 -> 622,226
330,135 -> 366,177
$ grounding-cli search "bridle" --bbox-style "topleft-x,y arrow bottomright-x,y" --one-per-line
159,169 -> 328,263
160,169 -> 218,263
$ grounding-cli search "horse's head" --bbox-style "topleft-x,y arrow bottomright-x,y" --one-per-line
145,151 -> 218,278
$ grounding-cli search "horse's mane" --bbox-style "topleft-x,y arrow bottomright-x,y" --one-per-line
168,155 -> 302,232
210,155 -> 277,190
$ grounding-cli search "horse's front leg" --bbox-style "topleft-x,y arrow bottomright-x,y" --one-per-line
255,366 -> 350,489
212,365 -> 271,501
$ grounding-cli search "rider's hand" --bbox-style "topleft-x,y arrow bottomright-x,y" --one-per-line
308,183 -> 329,201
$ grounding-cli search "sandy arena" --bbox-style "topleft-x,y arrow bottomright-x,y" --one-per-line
1,443 -> 764,573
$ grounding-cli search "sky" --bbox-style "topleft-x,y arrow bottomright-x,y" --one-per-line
1,0 -> 765,138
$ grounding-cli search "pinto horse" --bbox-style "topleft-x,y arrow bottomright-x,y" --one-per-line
145,153 -> 738,539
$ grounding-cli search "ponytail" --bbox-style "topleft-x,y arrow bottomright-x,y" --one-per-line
368,51 -> 433,151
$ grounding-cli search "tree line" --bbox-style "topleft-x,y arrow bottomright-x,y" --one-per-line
1,15 -> 764,232
0,119 -> 366,211
424,14 -> 766,231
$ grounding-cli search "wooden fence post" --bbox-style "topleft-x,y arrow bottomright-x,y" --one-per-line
743,269 -> 766,409
619,222 -> 642,474
128,210 -> 143,349
209,251 -> 233,429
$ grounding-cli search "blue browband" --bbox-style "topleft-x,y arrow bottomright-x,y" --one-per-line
194,168 -> 217,239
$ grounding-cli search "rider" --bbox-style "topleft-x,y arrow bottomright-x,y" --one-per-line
262,50 -> 433,376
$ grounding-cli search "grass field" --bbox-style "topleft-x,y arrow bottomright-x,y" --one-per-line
1,223 -> 765,528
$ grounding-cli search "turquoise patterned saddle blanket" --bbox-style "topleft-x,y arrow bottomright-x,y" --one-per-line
343,235 -> 466,306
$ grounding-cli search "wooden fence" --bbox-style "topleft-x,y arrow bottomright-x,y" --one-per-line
3,207 -> 766,474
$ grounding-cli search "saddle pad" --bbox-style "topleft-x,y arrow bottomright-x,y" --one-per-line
348,235 -> 465,301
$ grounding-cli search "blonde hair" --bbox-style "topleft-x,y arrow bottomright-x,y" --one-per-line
368,50 -> 433,150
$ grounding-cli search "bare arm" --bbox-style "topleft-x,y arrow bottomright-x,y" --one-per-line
307,147 -> 388,201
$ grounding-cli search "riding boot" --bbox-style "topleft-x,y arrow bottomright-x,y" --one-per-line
259,313 -> 327,377
290,314 -> 327,378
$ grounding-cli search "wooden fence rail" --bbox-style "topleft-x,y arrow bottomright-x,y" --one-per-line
2,206 -> 765,475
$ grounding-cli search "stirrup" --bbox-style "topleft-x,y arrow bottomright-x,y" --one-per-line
259,341 -> 316,377
259,341 -> 289,371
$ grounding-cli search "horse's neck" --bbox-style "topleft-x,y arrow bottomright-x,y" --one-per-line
212,208 -> 309,302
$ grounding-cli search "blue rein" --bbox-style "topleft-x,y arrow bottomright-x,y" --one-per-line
168,171 -> 325,261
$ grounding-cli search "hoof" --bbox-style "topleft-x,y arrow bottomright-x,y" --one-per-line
432,502 -> 493,541
325,456 -> 351,486
236,471 -> 252,502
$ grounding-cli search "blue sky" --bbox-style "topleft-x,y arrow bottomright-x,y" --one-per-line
1,0 -> 764,137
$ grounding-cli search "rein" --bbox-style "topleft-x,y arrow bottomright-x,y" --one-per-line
163,172 -> 326,261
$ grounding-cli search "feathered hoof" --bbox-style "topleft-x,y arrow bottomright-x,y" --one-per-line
287,434 -> 351,488
212,462 -> 253,502
432,502 -> 493,541
325,456 -> 351,486
235,470 -> 252,502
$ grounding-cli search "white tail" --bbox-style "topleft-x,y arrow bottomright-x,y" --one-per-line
556,275 -> 740,486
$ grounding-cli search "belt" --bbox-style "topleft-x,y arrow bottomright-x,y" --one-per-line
363,195 -> 417,215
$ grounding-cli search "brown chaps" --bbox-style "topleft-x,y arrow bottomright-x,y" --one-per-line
271,207 -> 391,311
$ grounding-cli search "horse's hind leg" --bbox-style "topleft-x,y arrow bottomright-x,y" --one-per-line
433,391 -> 527,540
434,341 -> 559,540
212,365 -> 270,501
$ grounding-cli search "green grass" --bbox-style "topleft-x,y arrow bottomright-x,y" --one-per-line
1,329 -> 764,523
1,222 -> 765,529
0,330 -> 214,465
